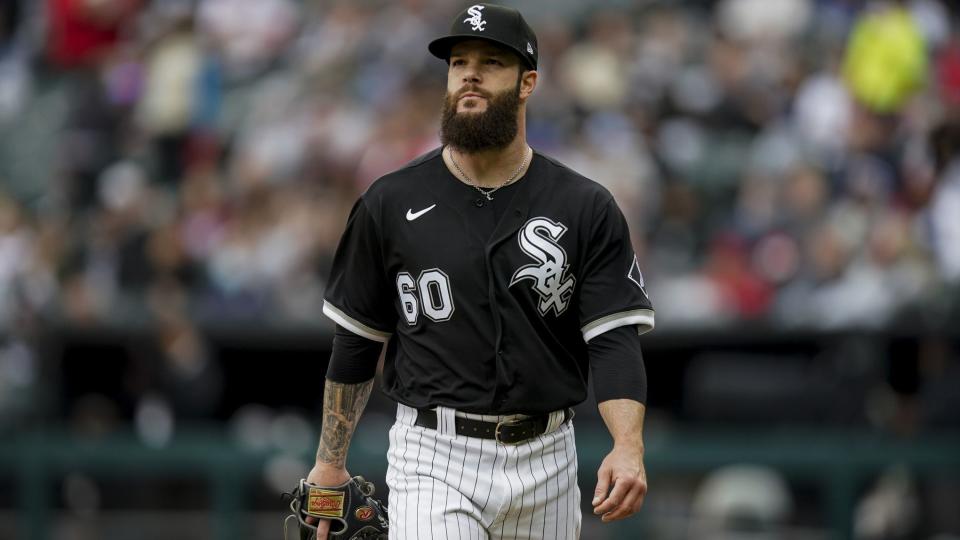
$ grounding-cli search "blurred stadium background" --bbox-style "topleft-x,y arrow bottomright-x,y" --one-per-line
0,0 -> 959,538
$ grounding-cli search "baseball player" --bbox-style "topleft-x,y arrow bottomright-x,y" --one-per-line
303,4 -> 654,539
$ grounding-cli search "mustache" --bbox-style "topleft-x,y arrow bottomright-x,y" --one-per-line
451,87 -> 492,101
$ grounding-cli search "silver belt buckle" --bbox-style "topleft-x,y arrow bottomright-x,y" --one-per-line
494,418 -> 526,445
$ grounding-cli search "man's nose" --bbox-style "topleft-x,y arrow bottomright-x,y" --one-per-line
462,64 -> 481,83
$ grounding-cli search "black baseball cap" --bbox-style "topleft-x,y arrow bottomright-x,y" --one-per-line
429,4 -> 538,71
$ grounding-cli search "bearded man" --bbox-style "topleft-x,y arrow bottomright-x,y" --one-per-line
302,4 -> 655,539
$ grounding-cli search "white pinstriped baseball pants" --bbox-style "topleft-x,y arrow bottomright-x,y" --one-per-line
386,403 -> 581,540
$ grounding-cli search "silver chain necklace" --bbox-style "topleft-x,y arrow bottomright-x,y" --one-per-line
450,147 -> 531,200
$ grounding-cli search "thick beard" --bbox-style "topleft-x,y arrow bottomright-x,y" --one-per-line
440,81 -> 521,153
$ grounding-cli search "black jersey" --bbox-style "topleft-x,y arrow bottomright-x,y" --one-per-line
323,147 -> 654,414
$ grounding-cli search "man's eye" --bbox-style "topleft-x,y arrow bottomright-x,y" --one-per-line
486,59 -> 502,65
451,59 -> 464,66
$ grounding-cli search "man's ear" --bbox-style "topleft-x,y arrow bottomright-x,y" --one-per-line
519,70 -> 538,100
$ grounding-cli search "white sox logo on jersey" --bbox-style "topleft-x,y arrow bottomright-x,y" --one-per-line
464,5 -> 486,32
510,217 -> 576,316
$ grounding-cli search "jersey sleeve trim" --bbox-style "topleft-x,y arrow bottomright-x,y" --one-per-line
581,308 -> 655,343
322,301 -> 392,343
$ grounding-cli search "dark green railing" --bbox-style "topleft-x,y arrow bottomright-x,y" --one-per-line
3,426 -> 958,540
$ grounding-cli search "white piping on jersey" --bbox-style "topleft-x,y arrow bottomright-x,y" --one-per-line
581,308 -> 655,343
322,300 -> 392,342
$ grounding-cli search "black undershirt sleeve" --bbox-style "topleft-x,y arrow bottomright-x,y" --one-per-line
588,324 -> 647,404
325,325 -> 384,384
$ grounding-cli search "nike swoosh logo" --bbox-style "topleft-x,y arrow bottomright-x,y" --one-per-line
406,204 -> 437,221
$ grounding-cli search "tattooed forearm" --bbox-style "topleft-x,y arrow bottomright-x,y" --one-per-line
316,379 -> 375,467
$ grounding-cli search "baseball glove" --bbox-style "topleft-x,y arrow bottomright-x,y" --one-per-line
283,476 -> 388,540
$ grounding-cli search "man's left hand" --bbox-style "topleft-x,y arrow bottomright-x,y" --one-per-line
591,444 -> 647,522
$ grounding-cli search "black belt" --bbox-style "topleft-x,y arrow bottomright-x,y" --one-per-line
414,408 -> 572,445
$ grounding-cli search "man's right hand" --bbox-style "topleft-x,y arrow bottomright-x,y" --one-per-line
304,463 -> 352,540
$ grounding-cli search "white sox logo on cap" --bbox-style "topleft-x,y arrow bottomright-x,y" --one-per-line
464,5 -> 486,32
429,3 -> 538,70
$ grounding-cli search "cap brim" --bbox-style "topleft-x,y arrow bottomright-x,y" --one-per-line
428,34 -> 535,70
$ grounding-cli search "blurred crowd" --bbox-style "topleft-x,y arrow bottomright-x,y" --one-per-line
0,0 -> 959,336
1,2 -> 960,537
